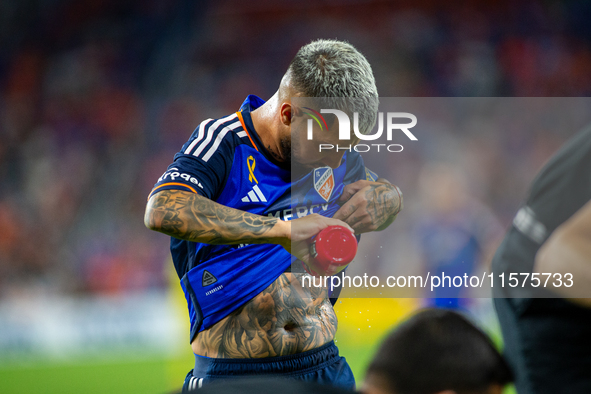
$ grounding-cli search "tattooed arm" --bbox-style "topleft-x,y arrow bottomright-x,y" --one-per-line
145,189 -> 288,245
145,190 -> 351,262
333,179 -> 403,234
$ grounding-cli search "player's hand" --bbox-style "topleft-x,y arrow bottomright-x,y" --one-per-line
333,179 -> 402,233
280,214 -> 353,266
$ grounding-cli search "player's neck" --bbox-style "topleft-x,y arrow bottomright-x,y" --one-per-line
250,95 -> 287,162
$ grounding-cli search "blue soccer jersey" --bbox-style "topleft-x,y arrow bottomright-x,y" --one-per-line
150,95 -> 376,342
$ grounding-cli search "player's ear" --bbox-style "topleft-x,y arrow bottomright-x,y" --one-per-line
280,102 -> 293,126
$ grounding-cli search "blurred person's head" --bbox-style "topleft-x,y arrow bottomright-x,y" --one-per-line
362,309 -> 513,394
255,39 -> 378,170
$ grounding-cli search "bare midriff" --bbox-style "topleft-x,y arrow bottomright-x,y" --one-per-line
190,272 -> 337,358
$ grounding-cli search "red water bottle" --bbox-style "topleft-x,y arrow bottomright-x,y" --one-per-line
305,225 -> 358,276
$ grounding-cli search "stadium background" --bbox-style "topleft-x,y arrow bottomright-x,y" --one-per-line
1,0 -> 591,392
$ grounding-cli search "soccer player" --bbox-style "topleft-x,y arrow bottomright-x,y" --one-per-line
492,125 -> 591,393
362,309 -> 513,394
144,39 -> 402,390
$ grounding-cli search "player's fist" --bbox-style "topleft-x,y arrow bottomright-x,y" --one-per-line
334,179 -> 402,233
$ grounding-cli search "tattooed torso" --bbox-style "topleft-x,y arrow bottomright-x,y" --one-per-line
190,272 -> 337,358
145,189 -> 338,358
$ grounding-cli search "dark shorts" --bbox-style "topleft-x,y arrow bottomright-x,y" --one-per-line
495,297 -> 591,394
182,341 -> 355,391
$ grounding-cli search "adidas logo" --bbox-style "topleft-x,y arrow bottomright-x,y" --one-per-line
241,185 -> 267,203
202,270 -> 217,286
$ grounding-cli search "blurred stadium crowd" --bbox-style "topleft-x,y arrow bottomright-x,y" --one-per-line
1,0 -> 591,299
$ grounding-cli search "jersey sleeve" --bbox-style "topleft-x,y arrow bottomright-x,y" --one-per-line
149,115 -> 240,200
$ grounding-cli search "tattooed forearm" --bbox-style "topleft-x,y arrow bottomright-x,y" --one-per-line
145,190 -> 287,245
366,181 -> 403,231
192,272 -> 337,358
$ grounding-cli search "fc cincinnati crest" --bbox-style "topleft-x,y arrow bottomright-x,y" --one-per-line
314,167 -> 334,202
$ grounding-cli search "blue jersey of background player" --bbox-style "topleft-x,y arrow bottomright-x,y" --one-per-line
144,39 -> 402,391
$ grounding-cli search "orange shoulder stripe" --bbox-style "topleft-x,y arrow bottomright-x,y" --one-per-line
148,182 -> 198,199
236,111 -> 259,152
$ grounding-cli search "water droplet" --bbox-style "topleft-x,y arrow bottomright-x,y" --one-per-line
369,325 -> 371,328
358,328 -> 360,330
380,246 -> 382,248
